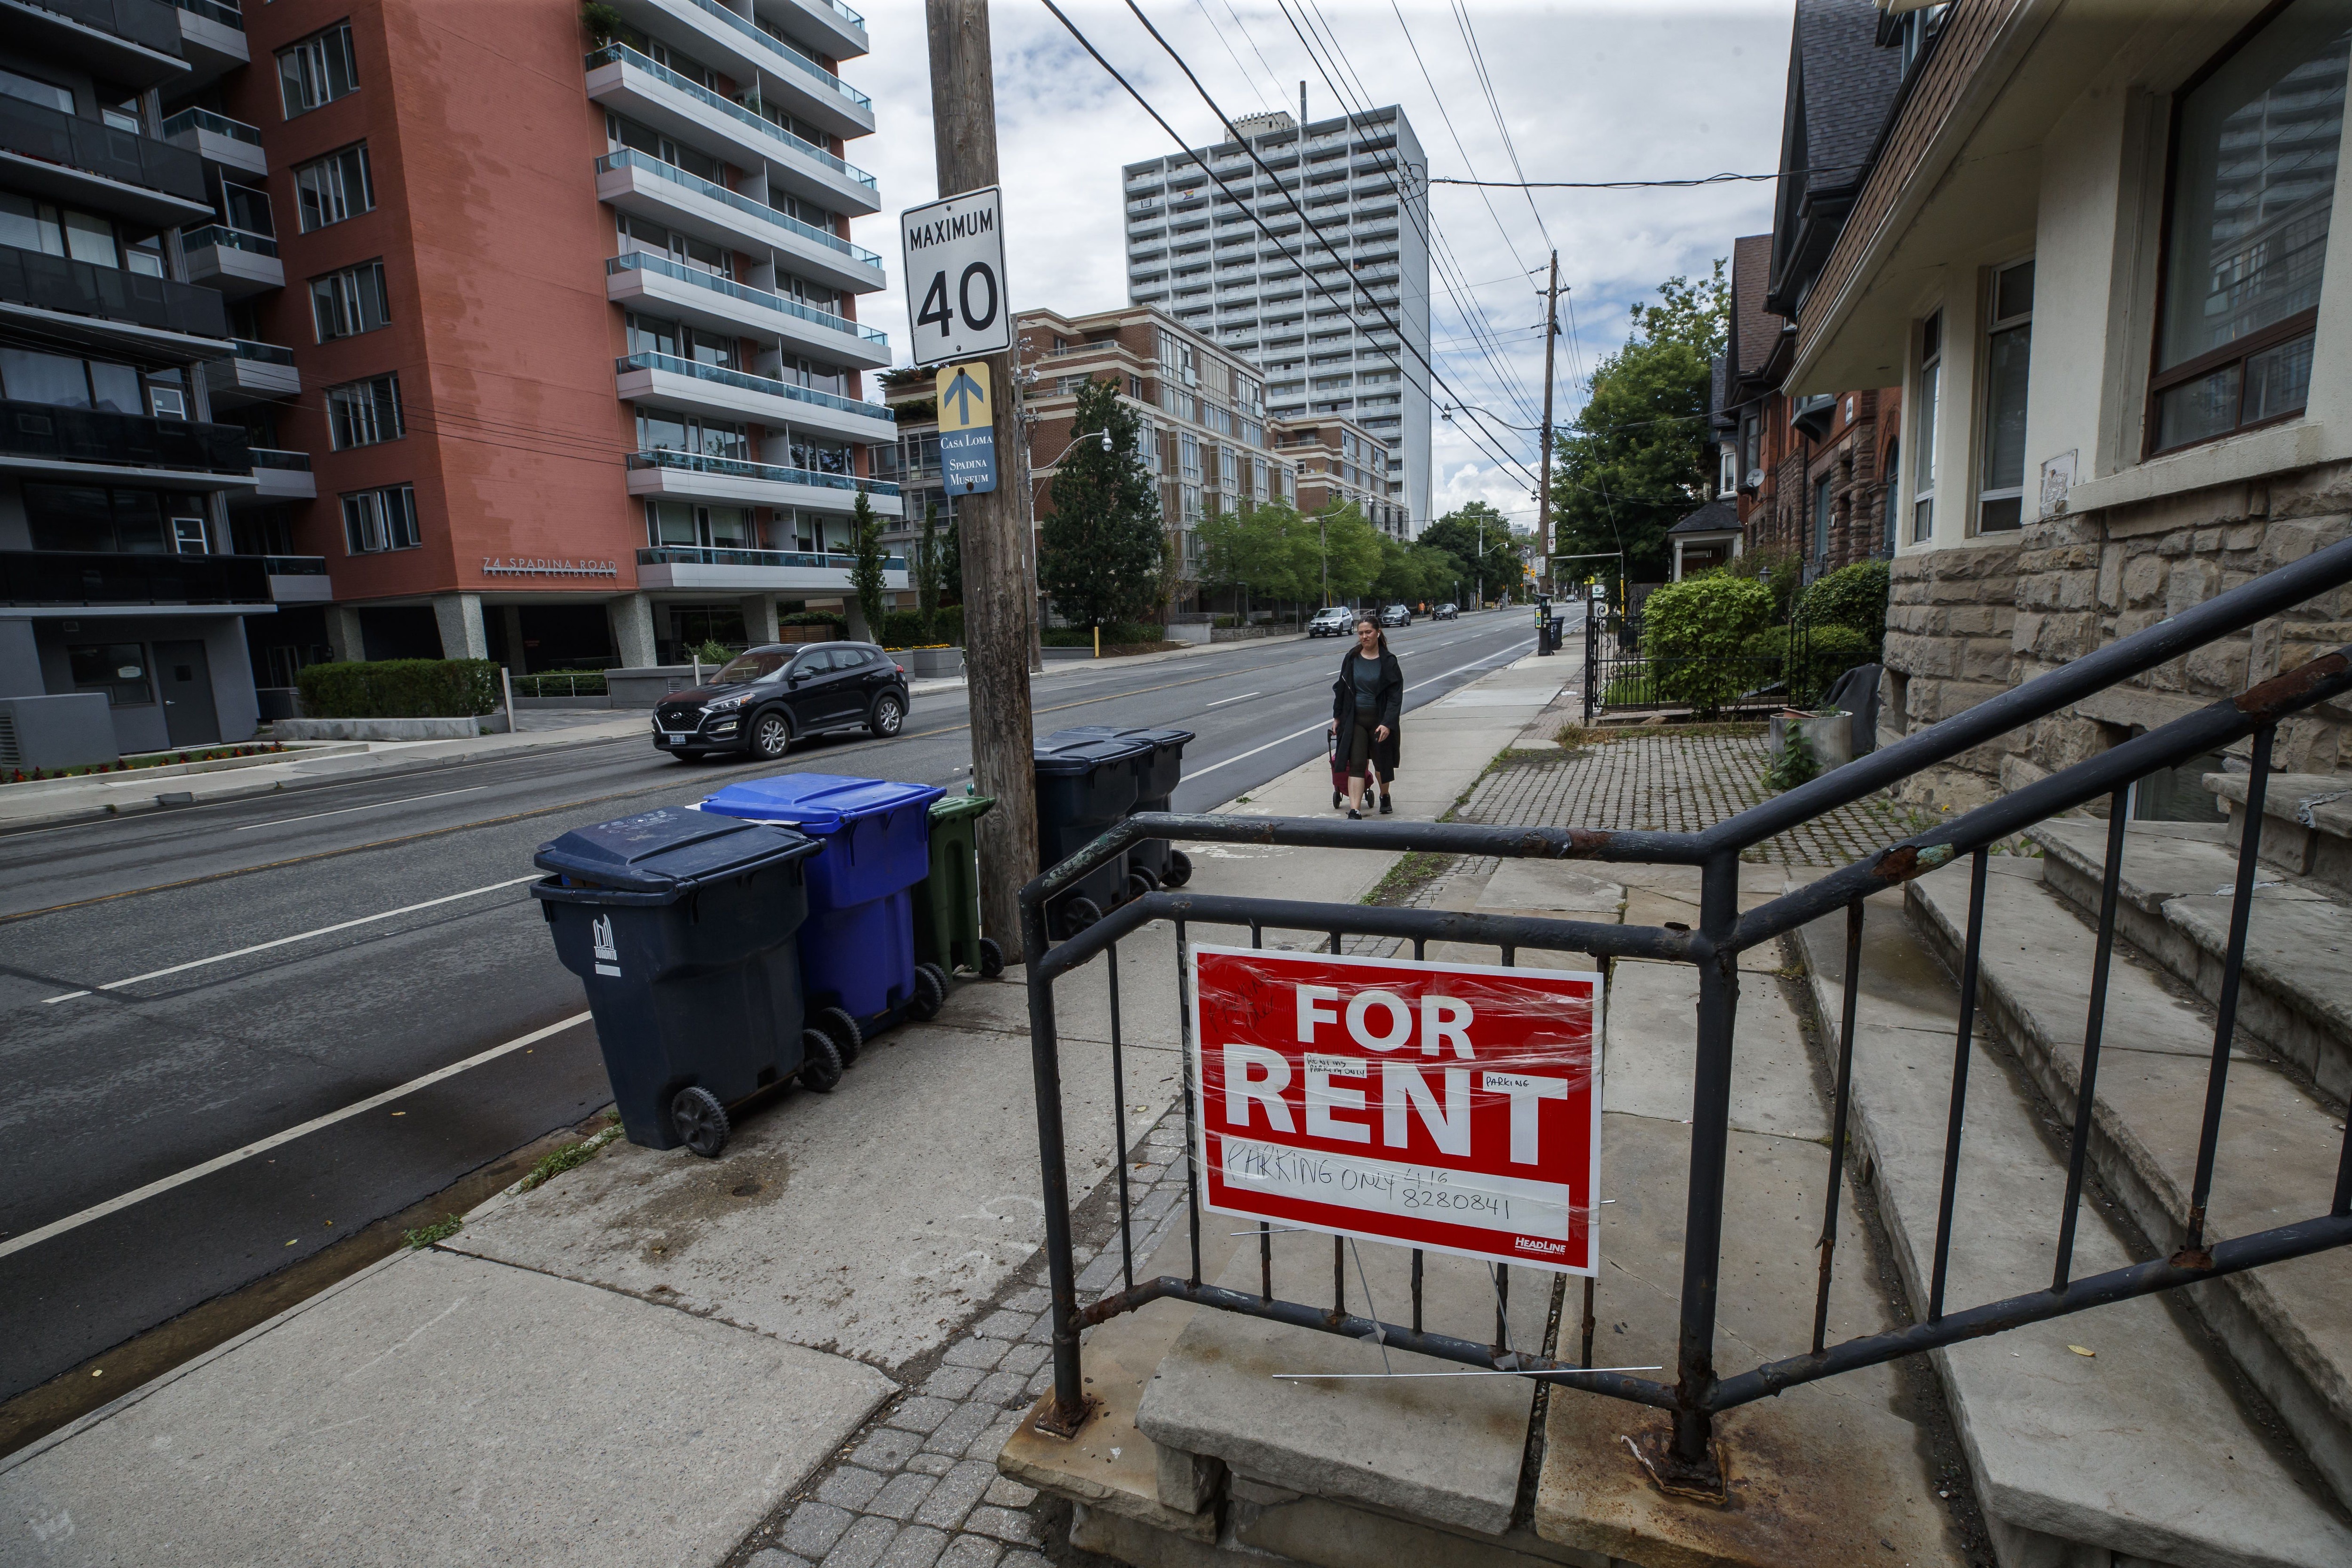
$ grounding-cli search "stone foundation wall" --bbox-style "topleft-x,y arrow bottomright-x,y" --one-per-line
1879,460 -> 2352,811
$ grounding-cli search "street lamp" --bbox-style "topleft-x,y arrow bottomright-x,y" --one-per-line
1033,429 -> 1114,482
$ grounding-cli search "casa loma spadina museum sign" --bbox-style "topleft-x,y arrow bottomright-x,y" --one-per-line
934,360 -> 996,495
1189,946 -> 1603,1274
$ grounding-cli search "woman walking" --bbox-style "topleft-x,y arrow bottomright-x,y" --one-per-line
1328,616 -> 1402,819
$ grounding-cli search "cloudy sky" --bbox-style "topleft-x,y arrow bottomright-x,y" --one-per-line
840,1 -> 1795,530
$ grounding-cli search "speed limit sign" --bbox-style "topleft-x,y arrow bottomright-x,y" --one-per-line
900,186 -> 1009,364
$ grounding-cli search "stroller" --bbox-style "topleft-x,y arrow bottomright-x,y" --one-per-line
1329,730 -> 1391,810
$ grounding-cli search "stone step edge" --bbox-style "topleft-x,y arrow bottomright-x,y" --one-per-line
2026,821 -> 2352,1103
1790,906 -> 2350,1568
1903,869 -> 2352,1514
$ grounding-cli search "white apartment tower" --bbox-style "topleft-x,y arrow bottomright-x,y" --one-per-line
1123,107 -> 1431,535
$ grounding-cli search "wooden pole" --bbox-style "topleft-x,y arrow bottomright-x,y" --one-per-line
1537,249 -> 1559,598
927,0 -> 1040,965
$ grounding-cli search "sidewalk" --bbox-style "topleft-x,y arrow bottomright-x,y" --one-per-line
0,647 -> 1570,1568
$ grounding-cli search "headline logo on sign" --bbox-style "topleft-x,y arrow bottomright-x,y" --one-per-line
901,186 -> 1009,363
1189,945 -> 1602,1274
936,361 -> 997,495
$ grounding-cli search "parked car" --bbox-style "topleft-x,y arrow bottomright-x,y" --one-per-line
1433,602 -> 1459,621
1379,604 -> 1412,628
1307,606 -> 1355,637
651,642 -> 908,762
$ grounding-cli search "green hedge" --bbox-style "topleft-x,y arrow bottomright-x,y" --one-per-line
1641,575 -> 1775,716
879,605 -> 963,647
297,659 -> 502,718
780,610 -> 846,629
1742,624 -> 1873,702
1041,622 -> 1159,647
1795,558 -> 1890,649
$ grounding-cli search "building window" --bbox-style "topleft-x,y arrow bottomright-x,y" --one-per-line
279,22 -> 359,117
1912,312 -> 1941,542
0,346 -> 142,412
2149,0 -> 2351,454
326,373 -> 404,449
68,643 -> 153,706
1812,474 -> 1832,559
1977,259 -> 2033,532
342,484 -> 419,554
294,143 -> 374,232
310,259 -> 390,342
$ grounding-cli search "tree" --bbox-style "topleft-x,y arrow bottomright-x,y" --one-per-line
1040,377 -> 1165,628
913,499 -> 946,642
1305,501 -> 1385,604
848,489 -> 889,636
1418,501 -> 1519,602
1551,262 -> 1729,585
1199,501 -> 1301,613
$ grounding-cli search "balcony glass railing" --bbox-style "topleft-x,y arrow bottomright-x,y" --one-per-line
0,241 -> 229,339
676,0 -> 871,110
263,555 -> 327,575
249,447 -> 311,470
596,150 -> 882,272
639,546 -> 906,571
183,223 -> 278,258
585,45 -> 876,190
0,96 -> 206,204
0,400 -> 250,472
608,252 -> 886,347
159,107 -> 262,145
27,0 -> 184,56
173,0 -> 245,30
229,337 -> 295,365
628,447 -> 899,495
1,549 -> 272,607
616,351 -> 895,422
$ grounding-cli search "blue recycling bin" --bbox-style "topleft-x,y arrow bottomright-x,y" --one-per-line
699,773 -> 948,1038
1042,725 -> 1196,889
532,807 -> 826,1156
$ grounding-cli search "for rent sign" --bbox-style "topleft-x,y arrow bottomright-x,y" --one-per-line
1190,946 -> 1602,1274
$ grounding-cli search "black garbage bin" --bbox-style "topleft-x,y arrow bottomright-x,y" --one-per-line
1033,731 -> 1153,937
1043,724 -> 1196,891
531,806 -> 835,1158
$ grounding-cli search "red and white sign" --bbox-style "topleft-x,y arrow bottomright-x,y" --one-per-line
1188,945 -> 1603,1275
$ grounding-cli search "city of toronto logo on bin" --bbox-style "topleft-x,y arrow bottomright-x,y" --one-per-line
591,915 -> 620,978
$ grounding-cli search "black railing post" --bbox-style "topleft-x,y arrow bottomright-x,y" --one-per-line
1669,851 -> 1742,1480
1021,891 -> 1088,1435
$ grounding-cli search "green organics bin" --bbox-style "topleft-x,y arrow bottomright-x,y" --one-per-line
916,792 -> 1001,979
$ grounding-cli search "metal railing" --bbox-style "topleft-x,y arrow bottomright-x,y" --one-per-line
614,350 -> 894,422
172,0 -> 244,29
677,0 -> 871,110
637,545 -> 906,571
183,223 -> 278,258
248,447 -> 310,470
229,337 -> 295,365
606,251 -> 885,346
584,45 -> 877,190
595,151 -> 884,273
1015,535 -> 2352,1489
627,446 -> 898,495
513,671 -> 608,698
1581,607 -> 1825,722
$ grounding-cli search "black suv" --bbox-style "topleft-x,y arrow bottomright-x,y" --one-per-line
652,642 -> 909,762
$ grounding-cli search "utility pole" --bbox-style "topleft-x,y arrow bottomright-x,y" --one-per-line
926,0 -> 1038,965
1536,249 -> 1559,598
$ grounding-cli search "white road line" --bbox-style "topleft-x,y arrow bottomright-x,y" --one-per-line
0,1011 -> 593,1259
232,785 -> 486,830
41,874 -> 541,1003
1204,692 -> 1261,708
1181,643 -> 1533,783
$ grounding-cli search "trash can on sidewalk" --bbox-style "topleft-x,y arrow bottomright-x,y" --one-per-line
1042,724 -> 1195,891
532,806 -> 832,1158
916,792 -> 1001,979
699,773 -> 948,1051
1032,731 -> 1154,938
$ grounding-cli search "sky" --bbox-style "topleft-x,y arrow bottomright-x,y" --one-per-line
838,1 -> 1796,532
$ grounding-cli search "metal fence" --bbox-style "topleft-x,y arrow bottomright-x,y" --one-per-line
1016,535 -> 2352,1491
1581,606 -> 1818,723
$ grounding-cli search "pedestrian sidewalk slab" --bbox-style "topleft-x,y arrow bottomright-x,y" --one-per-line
0,1247 -> 889,1568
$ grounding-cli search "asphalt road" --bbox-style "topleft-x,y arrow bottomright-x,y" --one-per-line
0,609 -> 1550,1401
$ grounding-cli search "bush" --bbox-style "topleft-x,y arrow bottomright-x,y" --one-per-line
1641,574 -> 1775,716
1041,621 -> 1159,647
1738,547 -> 1805,622
879,605 -> 963,647
780,609 -> 846,629
1795,558 -> 1890,650
1743,624 -> 1874,703
297,659 -> 501,718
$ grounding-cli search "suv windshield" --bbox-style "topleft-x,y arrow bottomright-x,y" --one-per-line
713,651 -> 788,684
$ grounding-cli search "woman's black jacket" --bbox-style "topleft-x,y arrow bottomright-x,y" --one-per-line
1331,647 -> 1405,775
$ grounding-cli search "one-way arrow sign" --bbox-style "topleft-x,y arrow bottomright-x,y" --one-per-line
935,360 -> 997,495
941,366 -> 987,426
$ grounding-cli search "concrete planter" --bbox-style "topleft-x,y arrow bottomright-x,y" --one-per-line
904,647 -> 963,678
1767,709 -> 1854,774
1167,621 -> 1212,645
271,715 -> 510,741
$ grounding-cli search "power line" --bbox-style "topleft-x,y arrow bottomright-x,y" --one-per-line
1433,164 -> 1867,191
1448,0 -> 1552,251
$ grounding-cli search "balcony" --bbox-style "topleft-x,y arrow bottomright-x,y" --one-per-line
0,549 -> 275,613
755,0 -> 869,64
0,95 -> 210,226
605,0 -> 873,138
584,45 -> 880,216
264,553 -> 333,603
229,447 -> 314,506
0,0 -> 190,93
180,224 -> 281,298
605,253 -> 889,368
626,447 -> 902,516
0,399 -> 254,488
171,0 -> 246,88
614,351 -> 895,444
0,241 -> 230,352
594,150 -> 882,295
160,105 -> 265,178
199,337 -> 298,407
636,544 -> 906,593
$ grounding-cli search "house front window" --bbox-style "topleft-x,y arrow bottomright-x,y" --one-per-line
2149,0 -> 2352,454
1978,260 -> 2033,532
1913,312 -> 1940,542
1812,473 -> 1832,559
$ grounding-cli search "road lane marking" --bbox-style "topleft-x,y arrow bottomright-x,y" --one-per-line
233,786 -> 486,831
1205,692 -> 1261,707
0,1011 -> 594,1258
40,874 -> 541,1002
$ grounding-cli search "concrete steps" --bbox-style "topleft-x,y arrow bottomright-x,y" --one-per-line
1799,887 -> 2352,1568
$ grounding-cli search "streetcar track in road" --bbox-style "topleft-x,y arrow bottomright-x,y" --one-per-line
232,785 -> 486,830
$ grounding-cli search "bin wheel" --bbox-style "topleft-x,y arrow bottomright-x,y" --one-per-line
908,964 -> 946,1021
1055,896 -> 1102,940
670,1086 -> 730,1158
800,1029 -> 843,1093
918,960 -> 950,996
1162,851 -> 1193,889
818,1006 -> 863,1065
1126,867 -> 1159,902
977,937 -> 1005,979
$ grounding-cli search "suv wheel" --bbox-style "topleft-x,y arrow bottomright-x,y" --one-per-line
751,708 -> 791,760
869,692 -> 905,737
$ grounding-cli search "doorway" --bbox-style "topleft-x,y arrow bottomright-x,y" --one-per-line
155,639 -> 220,746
